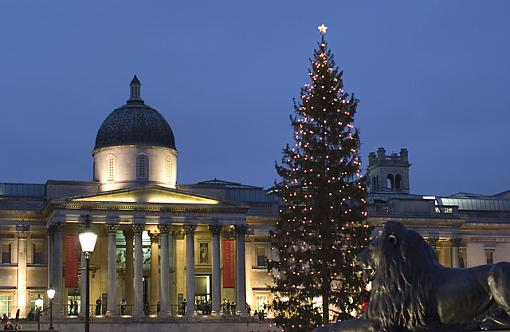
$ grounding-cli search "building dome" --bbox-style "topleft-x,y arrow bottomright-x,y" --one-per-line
93,76 -> 178,191
94,75 -> 176,151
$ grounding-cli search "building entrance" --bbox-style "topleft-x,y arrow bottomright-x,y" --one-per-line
67,292 -> 80,316
194,274 -> 211,315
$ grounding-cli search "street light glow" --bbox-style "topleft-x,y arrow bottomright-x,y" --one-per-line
79,231 -> 98,253
47,288 -> 55,300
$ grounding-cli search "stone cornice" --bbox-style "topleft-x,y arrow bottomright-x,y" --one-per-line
49,201 -> 247,214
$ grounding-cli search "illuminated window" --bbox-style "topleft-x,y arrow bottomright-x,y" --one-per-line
0,295 -> 11,316
165,157 -> 172,181
137,154 -> 148,179
255,295 -> 268,311
107,155 -> 115,181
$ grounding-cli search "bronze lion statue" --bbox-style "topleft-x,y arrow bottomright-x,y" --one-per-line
314,221 -> 510,332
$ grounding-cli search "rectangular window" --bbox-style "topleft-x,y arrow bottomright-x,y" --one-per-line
0,295 -> 11,317
137,155 -> 147,179
256,245 -> 267,267
199,243 -> 209,264
255,295 -> 268,311
165,158 -> 172,181
2,243 -> 11,264
32,242 -> 44,264
107,157 -> 115,181
486,250 -> 494,265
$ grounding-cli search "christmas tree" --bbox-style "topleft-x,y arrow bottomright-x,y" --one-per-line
269,25 -> 371,331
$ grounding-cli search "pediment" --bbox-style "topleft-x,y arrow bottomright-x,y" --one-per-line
72,187 -> 220,205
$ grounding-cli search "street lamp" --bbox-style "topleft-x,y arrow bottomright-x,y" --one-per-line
35,294 -> 43,331
79,225 -> 97,332
47,288 -> 55,330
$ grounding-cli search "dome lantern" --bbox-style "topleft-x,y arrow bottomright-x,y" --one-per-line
128,75 -> 143,104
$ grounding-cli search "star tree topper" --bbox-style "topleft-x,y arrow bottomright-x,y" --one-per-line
318,23 -> 328,35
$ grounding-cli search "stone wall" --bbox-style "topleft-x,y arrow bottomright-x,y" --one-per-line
20,319 -> 280,332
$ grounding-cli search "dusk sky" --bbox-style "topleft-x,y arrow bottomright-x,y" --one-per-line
1,1 -> 509,196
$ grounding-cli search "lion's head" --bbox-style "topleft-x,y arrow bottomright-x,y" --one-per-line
361,221 -> 440,331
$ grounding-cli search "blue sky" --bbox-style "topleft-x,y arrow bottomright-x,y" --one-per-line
0,1 -> 509,195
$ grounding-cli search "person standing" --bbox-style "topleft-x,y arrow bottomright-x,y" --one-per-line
95,298 -> 102,316
120,298 -> 127,315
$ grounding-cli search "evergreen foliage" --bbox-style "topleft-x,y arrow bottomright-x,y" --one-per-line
269,33 -> 371,331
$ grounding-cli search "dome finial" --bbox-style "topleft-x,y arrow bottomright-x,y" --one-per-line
128,75 -> 144,104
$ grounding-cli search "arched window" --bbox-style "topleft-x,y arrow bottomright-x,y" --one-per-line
107,155 -> 115,181
165,157 -> 172,181
386,174 -> 394,191
137,154 -> 148,179
395,174 -> 402,191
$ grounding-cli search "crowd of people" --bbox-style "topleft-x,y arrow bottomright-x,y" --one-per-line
1,311 -> 22,330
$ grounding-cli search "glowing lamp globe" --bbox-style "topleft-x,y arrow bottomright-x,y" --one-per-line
47,288 -> 55,300
79,231 -> 97,253
35,295 -> 43,309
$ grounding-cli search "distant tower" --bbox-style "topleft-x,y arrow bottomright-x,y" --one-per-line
367,148 -> 411,193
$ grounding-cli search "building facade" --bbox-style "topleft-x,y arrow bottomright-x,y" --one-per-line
0,77 -> 509,320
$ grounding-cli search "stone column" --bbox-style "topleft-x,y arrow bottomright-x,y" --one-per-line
451,237 -> 461,268
16,227 -> 29,317
235,225 -> 247,315
52,222 -> 64,317
47,230 -> 53,292
169,230 -> 179,312
80,253 -> 86,316
133,224 -> 145,318
106,224 -> 119,316
149,232 -> 160,313
158,225 -> 171,316
123,229 -> 134,312
184,224 -> 196,316
209,224 -> 222,315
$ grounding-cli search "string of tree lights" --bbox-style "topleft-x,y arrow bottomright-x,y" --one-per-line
268,25 -> 372,332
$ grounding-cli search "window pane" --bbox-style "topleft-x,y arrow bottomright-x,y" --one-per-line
33,242 -> 44,264
256,246 -> 266,267
0,295 -> 11,317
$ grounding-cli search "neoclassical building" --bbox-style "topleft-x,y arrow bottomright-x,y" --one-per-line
0,77 -> 509,321
0,77 -> 278,319
366,148 -> 510,269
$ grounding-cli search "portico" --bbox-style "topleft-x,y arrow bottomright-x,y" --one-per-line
46,186 -> 249,319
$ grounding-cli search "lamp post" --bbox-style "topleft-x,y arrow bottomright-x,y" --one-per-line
35,294 -> 43,331
79,225 -> 97,332
47,288 -> 55,330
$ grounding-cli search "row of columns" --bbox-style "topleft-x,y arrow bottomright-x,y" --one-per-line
49,221 -> 247,318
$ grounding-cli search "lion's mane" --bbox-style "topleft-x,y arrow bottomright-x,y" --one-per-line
366,222 -> 440,331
